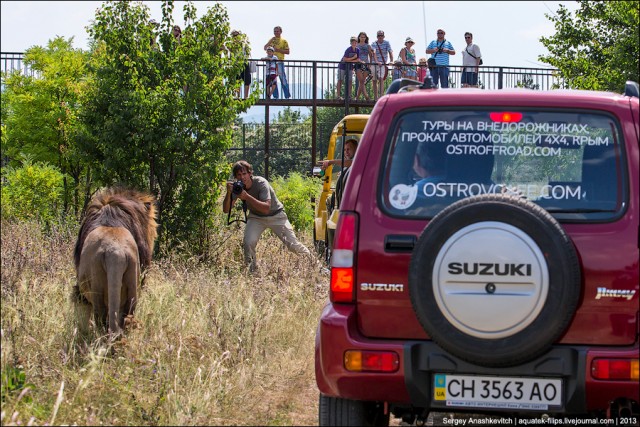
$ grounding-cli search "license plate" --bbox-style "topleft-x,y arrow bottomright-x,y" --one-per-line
433,374 -> 563,411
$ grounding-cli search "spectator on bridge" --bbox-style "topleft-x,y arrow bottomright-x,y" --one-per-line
172,25 -> 182,43
355,32 -> 374,101
149,19 -> 160,49
371,30 -> 394,100
232,30 -> 252,98
263,26 -> 291,99
461,32 -> 482,88
262,46 -> 279,99
336,36 -> 361,100
417,57 -> 429,82
392,59 -> 404,81
426,28 -> 455,88
400,37 -> 418,81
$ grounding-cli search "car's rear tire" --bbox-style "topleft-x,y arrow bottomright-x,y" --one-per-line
319,394 -> 389,426
408,194 -> 581,367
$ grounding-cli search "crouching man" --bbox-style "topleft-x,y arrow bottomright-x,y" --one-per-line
223,160 -> 317,273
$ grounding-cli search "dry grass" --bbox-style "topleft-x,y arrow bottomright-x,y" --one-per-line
1,218 -> 327,426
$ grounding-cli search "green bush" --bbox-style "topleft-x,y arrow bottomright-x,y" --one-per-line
271,172 -> 321,232
1,159 -> 65,225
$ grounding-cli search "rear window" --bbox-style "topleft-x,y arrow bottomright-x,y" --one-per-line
381,109 -> 627,221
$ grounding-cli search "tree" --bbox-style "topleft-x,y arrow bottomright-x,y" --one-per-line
1,36 -> 91,216
82,0 -> 258,253
539,1 -> 639,91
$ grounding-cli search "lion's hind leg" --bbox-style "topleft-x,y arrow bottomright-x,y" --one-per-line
124,260 -> 140,315
71,283 -> 93,337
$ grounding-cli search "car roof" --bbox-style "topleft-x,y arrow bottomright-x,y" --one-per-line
381,88 -> 634,110
333,114 -> 370,134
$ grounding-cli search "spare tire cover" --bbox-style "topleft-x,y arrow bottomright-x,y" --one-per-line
408,194 -> 581,367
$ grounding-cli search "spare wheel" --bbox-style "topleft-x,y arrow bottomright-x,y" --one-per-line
408,194 -> 581,367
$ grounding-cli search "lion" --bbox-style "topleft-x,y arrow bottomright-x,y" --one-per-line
73,187 -> 158,337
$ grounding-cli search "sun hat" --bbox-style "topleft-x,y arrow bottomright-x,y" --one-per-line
405,37 -> 414,44
266,46 -> 274,52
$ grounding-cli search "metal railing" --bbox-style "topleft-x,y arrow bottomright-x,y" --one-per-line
1,52 -> 39,78
2,52 -> 566,99
247,59 -> 567,103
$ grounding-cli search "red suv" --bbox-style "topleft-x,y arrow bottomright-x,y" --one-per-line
315,80 -> 639,425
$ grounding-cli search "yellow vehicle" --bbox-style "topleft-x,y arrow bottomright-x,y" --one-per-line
313,114 -> 370,262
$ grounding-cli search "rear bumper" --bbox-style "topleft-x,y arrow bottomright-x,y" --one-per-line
315,303 -> 639,414
315,303 -> 411,402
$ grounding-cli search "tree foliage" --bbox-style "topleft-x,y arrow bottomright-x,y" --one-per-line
82,0 -> 258,252
539,0 -> 639,91
1,36 -> 90,215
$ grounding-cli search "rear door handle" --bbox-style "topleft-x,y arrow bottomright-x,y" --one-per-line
384,235 -> 416,252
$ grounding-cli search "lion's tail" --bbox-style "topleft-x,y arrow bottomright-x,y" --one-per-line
104,250 -> 129,336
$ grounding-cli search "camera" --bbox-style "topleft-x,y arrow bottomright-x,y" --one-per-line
231,180 -> 245,198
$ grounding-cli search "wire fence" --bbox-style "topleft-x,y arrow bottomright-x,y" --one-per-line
226,122 -> 336,178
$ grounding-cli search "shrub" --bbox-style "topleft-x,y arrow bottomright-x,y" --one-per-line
1,159 -> 65,226
271,172 -> 321,231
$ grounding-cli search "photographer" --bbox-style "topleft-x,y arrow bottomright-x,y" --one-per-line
223,160 -> 318,273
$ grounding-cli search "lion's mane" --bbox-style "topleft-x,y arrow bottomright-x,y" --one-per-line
74,187 -> 158,271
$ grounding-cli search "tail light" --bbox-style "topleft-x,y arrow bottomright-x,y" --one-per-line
330,212 -> 358,303
591,358 -> 639,380
344,350 -> 400,372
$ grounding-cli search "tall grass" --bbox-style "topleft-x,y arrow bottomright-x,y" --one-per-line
1,216 -> 327,426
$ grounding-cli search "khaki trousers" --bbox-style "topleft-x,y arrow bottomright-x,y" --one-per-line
243,210 -> 311,271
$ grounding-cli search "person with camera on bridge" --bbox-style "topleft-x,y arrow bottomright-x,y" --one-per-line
223,160 -> 319,273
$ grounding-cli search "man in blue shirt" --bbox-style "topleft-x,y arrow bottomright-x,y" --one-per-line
426,28 -> 455,88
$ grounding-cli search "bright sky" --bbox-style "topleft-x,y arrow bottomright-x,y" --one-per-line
1,1 -> 578,68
